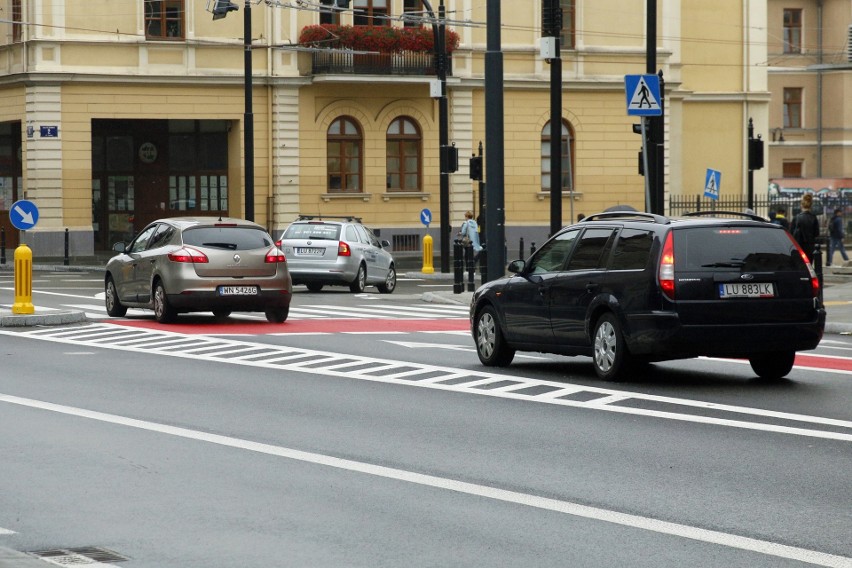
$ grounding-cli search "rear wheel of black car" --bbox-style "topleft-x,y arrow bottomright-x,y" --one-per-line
306,283 -> 324,293
104,277 -> 127,317
749,351 -> 795,380
593,313 -> 630,381
349,264 -> 367,293
265,306 -> 289,323
377,264 -> 396,294
153,281 -> 177,323
474,306 -> 515,367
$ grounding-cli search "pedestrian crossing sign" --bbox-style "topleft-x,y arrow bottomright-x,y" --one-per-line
625,74 -> 662,116
704,168 -> 721,200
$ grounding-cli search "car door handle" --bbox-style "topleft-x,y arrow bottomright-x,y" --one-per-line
586,283 -> 599,293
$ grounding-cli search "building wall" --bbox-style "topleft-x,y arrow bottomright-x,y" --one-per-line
0,0 -> 772,258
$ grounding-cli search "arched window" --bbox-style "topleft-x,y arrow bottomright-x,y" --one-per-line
386,117 -> 421,192
542,120 -> 575,193
327,117 -> 363,193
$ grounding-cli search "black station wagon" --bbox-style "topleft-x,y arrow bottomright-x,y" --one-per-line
470,211 -> 826,381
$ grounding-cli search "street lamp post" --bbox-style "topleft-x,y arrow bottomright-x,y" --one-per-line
243,0 -> 254,221
421,0 -> 450,272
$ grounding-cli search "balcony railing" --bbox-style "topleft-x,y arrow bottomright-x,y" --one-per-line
311,51 -> 451,76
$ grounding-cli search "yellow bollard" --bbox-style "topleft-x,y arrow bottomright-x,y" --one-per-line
421,234 -> 434,274
12,244 -> 34,314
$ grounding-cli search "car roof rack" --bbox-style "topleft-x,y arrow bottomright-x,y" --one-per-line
681,211 -> 768,222
296,214 -> 363,223
580,211 -> 670,224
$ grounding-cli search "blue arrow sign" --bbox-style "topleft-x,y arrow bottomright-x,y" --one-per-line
420,208 -> 432,227
625,74 -> 662,116
10,199 -> 39,230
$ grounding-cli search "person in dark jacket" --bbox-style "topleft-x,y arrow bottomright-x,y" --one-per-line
827,207 -> 849,267
790,193 -> 820,262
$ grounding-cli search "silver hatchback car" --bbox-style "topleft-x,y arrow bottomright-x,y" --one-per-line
278,216 -> 397,293
105,217 -> 292,323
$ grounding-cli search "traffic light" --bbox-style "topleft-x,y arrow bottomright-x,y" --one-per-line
469,155 -> 483,181
541,0 -> 563,37
748,136 -> 764,170
637,149 -> 644,176
442,144 -> 459,174
212,0 -> 239,20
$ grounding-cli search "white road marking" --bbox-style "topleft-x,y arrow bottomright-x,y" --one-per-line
0,527 -> 16,535
5,324 -> 851,442
0,392 -> 848,568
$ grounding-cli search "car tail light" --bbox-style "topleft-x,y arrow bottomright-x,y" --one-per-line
659,231 -> 675,300
265,248 -> 286,263
786,232 -> 820,297
168,247 -> 208,263
338,241 -> 351,257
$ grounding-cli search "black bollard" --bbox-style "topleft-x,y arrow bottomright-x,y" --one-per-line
64,228 -> 70,266
453,239 -> 464,294
1,226 -> 5,265
530,241 -> 537,256
466,244 -> 476,292
479,242 -> 488,286
519,237 -> 524,260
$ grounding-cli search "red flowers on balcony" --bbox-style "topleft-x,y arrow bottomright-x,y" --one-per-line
300,24 -> 459,54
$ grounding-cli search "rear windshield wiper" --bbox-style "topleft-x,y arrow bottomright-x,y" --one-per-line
201,242 -> 238,250
701,261 -> 745,268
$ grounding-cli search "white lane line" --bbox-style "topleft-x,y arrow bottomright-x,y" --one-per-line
0,392 -> 848,568
0,527 -> 16,535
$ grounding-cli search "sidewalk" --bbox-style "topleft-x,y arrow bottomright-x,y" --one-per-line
1,263 -> 850,334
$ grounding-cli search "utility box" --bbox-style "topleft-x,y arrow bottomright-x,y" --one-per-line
540,37 -> 557,60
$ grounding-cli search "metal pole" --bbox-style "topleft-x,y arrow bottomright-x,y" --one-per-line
438,0 -> 450,272
747,117 -> 754,210
244,0 -> 255,221
549,20 -> 562,236
485,0 -> 505,281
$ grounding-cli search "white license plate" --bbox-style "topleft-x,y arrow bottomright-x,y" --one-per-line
296,247 -> 324,256
218,286 -> 259,296
718,282 -> 774,298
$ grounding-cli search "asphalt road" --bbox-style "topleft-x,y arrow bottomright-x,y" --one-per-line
0,269 -> 850,567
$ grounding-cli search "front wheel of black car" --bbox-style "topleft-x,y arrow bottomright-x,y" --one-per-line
593,313 -> 630,381
749,351 -> 795,380
104,277 -> 127,317
474,306 -> 515,367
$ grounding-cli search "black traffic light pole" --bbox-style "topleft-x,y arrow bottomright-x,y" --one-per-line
211,0 -> 254,221
543,0 -> 563,236
747,117 -> 764,210
484,0 -> 505,281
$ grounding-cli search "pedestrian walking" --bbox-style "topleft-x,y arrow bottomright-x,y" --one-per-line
827,207 -> 849,267
458,210 -> 482,259
790,193 -> 820,262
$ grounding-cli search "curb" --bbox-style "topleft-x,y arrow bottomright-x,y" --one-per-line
0,547 -> 47,568
0,310 -> 87,328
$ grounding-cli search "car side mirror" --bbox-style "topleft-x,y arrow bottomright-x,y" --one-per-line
507,259 -> 525,274
381,240 -> 390,248
112,242 -> 127,253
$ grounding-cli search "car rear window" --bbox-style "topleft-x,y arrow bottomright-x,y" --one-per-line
674,226 -> 806,271
182,227 -> 273,251
610,228 -> 653,270
282,223 -> 341,240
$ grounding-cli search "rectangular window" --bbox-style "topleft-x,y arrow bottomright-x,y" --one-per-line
783,88 -> 802,129
12,0 -> 22,42
145,0 -> 184,40
353,0 -> 390,26
783,9 -> 802,54
560,0 -> 575,49
403,0 -> 423,27
782,161 -> 804,178
320,0 -> 341,25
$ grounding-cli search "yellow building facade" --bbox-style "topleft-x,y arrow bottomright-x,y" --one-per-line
0,0 -> 768,259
